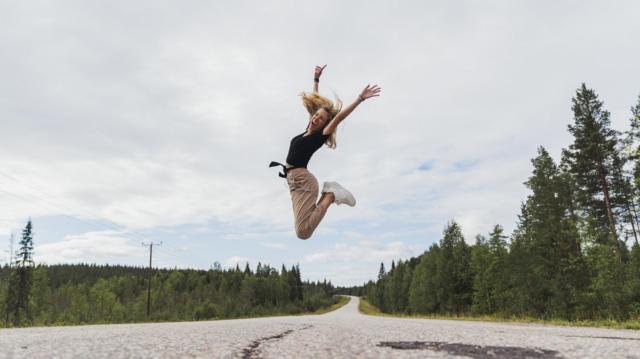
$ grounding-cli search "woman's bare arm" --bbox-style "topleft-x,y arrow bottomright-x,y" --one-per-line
323,84 -> 381,135
313,65 -> 326,93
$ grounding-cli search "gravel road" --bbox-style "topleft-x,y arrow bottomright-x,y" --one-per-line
1,296 -> 638,358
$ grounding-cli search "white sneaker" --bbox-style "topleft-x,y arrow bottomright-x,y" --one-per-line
322,181 -> 356,207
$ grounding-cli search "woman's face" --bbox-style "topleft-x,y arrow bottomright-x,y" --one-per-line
309,108 -> 330,132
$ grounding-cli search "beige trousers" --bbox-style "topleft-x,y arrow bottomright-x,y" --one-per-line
286,168 -> 328,239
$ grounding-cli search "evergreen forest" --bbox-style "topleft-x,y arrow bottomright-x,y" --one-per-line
4,83 -> 640,327
359,84 -> 640,322
0,222 -> 337,327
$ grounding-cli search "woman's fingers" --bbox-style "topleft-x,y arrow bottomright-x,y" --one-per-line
315,64 -> 327,76
361,84 -> 381,99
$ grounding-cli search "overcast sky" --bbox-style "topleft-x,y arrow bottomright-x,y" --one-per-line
1,1 -> 639,285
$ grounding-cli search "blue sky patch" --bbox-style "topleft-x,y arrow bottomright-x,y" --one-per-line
454,159 -> 479,171
418,161 -> 434,172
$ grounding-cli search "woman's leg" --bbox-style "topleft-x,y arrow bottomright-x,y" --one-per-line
287,169 -> 333,239
317,192 -> 335,208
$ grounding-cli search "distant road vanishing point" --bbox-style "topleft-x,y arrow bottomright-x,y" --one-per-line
1,296 -> 639,358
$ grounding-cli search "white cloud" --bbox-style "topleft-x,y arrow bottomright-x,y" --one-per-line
302,252 -> 332,264
35,230 -> 143,265
262,241 -> 288,250
1,1 -> 639,286
223,256 -> 252,268
302,239 -> 413,265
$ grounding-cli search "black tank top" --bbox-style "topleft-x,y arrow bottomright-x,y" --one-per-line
286,130 -> 330,168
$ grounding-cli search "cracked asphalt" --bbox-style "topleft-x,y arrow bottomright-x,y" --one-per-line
1,296 -> 639,358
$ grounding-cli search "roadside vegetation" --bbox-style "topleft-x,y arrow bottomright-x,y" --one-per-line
4,84 -> 640,330
350,85 -> 640,329
0,231 -> 338,328
310,295 -> 350,315
359,297 -> 640,330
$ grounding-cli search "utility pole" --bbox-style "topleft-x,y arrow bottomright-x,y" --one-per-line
142,241 -> 162,317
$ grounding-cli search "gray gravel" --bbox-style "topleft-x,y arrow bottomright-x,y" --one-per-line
1,296 -> 639,358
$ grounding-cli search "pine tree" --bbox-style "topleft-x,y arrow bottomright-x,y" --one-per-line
627,94 -> 640,190
564,84 -> 623,257
626,94 -> 640,242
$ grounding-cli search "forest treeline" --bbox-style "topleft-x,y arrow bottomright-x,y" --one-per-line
4,83 -> 640,326
0,223 -> 337,327
352,84 -> 640,321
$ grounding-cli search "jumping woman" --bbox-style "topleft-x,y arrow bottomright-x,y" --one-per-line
270,65 -> 381,239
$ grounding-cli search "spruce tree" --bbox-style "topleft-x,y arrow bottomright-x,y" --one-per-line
377,262 -> 386,281
627,243 -> 640,313
470,234 -> 492,314
408,244 -> 440,313
293,265 -> 303,301
518,147 -> 589,317
4,220 -> 35,326
611,150 -> 639,245
438,221 -> 472,313
558,152 -> 582,255
394,260 -> 408,312
504,203 -> 536,315
399,259 -> 414,312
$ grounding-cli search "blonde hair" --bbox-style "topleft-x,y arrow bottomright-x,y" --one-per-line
300,92 -> 342,149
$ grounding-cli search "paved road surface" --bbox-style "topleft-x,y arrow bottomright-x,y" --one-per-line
1,296 -> 639,358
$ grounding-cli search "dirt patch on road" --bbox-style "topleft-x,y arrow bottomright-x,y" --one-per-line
377,341 -> 563,358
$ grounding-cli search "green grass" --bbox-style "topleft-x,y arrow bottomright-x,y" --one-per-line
0,297 -> 352,328
358,297 -> 640,330
358,296 -> 393,316
309,295 -> 350,315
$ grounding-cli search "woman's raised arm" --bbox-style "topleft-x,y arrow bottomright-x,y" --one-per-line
313,65 -> 326,93
322,84 -> 381,135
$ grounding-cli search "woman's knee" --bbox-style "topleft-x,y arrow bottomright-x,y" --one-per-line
296,229 -> 313,240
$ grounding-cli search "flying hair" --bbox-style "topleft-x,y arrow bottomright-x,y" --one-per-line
299,92 -> 343,149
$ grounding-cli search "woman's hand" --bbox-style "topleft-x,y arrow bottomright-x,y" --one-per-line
322,83 -> 382,135
314,65 -> 327,79
358,84 -> 381,101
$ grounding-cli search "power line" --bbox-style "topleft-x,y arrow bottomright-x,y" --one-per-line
0,175 -> 152,243
0,173 -> 147,236
0,186 -> 144,242
0,170 -> 195,271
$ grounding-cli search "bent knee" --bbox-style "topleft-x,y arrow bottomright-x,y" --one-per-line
296,230 -> 312,240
